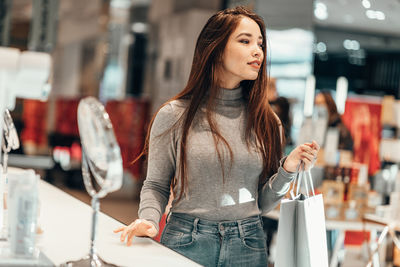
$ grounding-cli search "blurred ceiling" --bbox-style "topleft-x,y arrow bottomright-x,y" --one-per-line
9,0 -> 104,46
256,0 -> 400,37
255,0 -> 314,30
312,0 -> 400,52
9,0 -> 400,39
314,0 -> 400,37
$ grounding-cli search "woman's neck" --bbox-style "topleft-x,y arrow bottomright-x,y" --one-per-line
219,81 -> 240,89
216,66 -> 241,89
218,74 -> 241,89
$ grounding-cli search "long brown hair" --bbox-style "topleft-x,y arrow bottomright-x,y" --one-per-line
138,6 -> 283,201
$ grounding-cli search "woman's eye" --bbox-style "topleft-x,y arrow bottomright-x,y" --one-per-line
258,43 -> 264,48
239,39 -> 250,44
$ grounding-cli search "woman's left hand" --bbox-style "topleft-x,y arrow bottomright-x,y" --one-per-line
283,140 -> 320,173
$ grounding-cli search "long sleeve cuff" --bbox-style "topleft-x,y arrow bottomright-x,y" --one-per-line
138,207 -> 161,232
269,157 -> 296,194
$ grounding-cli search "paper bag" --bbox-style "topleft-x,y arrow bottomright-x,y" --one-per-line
275,167 -> 329,267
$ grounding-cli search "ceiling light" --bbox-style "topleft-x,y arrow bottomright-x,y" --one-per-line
366,9 -> 386,20
316,2 -> 327,10
366,10 -> 376,19
375,11 -> 386,20
316,42 -> 327,53
351,40 -> 360,50
343,39 -> 352,50
314,2 -> 328,20
343,39 -> 360,50
362,0 -> 371,9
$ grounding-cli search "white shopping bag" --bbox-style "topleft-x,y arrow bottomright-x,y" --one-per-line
275,164 -> 329,267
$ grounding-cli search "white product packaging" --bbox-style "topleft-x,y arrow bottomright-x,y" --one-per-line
7,169 -> 38,258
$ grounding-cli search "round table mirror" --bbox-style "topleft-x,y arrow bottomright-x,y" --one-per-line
65,97 -> 123,267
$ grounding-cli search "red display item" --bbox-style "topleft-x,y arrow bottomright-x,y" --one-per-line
22,99 -> 48,119
342,97 -> 382,176
105,98 -> 150,180
21,100 -> 48,146
127,137 -> 145,178
70,142 -> 82,161
344,230 -> 370,246
55,98 -> 80,136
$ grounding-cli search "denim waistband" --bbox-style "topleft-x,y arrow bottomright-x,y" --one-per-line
167,212 -> 263,236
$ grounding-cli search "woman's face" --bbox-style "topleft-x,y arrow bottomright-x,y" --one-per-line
219,17 -> 264,89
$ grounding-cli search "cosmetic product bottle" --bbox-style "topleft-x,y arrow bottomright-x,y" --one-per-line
8,170 -> 38,258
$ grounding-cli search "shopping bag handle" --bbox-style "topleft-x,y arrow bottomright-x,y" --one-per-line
305,168 -> 315,196
290,162 -> 303,199
290,161 -> 316,199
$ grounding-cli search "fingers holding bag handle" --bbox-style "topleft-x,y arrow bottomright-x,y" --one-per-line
283,140 -> 320,173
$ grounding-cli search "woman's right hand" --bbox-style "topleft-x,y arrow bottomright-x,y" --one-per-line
283,140 -> 320,172
113,219 -> 158,246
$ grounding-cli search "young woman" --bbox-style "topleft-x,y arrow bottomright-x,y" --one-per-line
114,6 -> 319,266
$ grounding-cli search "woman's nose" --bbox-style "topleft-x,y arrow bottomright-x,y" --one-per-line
253,46 -> 262,58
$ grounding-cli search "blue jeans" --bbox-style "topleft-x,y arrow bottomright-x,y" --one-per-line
161,213 -> 268,267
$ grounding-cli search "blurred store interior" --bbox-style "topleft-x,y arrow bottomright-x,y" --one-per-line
1,0 -> 400,266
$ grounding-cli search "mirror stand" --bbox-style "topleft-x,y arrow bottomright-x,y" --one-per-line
63,151 -> 116,267
63,96 -> 122,267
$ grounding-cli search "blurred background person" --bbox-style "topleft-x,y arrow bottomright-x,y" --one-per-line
267,77 -> 292,146
315,90 -> 353,151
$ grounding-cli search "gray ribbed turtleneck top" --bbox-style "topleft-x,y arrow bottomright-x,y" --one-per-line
138,87 -> 295,230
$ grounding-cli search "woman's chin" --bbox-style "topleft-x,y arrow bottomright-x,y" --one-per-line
246,75 -> 259,81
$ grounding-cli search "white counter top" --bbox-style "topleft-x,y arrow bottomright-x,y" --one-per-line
34,180 -> 200,267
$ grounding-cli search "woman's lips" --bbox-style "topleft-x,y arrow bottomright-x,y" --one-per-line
248,60 -> 261,69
